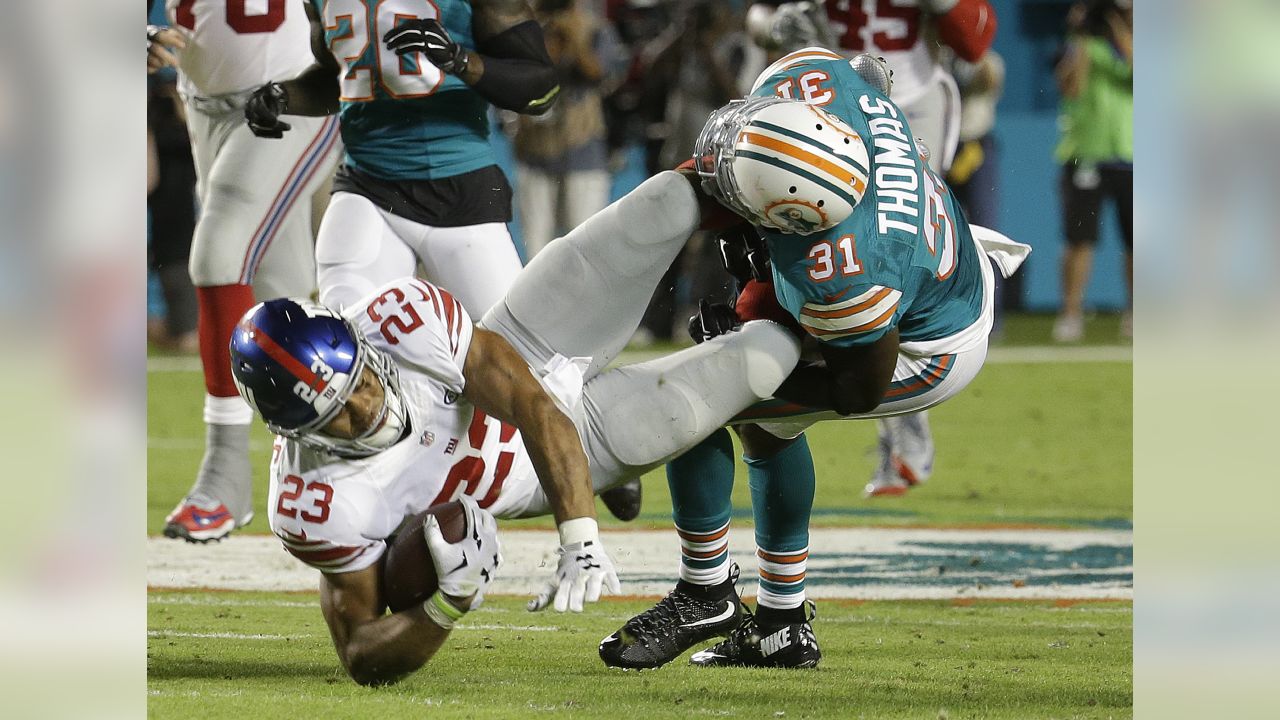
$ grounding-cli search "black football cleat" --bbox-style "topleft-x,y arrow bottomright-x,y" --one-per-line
600,479 -> 642,522
599,565 -> 742,669
689,602 -> 821,669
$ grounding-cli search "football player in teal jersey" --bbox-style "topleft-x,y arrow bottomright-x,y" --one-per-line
241,0 -> 555,317
599,50 -> 1029,670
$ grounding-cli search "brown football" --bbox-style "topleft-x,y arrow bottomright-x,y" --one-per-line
380,500 -> 468,613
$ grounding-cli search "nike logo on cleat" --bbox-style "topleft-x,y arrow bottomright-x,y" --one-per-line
680,602 -> 735,630
760,627 -> 793,657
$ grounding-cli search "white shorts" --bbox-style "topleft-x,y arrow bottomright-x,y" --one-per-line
315,190 -> 523,318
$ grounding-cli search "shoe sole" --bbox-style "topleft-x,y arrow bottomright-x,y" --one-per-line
600,611 -> 743,669
162,522 -> 234,544
690,648 -> 821,669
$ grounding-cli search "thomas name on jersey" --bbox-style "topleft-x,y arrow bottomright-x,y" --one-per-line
859,94 -> 922,237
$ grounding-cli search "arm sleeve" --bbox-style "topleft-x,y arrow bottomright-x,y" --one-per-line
472,20 -> 561,115
934,0 -> 997,63
795,283 -> 904,347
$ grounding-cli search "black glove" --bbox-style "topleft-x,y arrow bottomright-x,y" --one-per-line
244,82 -> 291,139
688,299 -> 738,344
382,18 -> 469,74
717,223 -> 772,284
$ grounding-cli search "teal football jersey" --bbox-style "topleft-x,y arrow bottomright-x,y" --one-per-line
313,0 -> 494,180
750,50 -> 985,348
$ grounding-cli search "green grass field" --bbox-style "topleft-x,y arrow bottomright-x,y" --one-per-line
147,313 -> 1133,718
148,593 -> 1132,720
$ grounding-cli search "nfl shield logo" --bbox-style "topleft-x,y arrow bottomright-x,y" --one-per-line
420,431 -> 435,447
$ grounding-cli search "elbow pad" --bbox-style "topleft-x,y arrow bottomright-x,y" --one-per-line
935,0 -> 997,62
474,20 -> 560,115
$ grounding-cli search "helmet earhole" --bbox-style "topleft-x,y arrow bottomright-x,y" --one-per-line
844,138 -> 851,144
788,185 -> 797,194
817,200 -> 825,207
815,124 -> 823,131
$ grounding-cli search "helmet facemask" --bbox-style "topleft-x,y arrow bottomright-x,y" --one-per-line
273,329 -> 411,459
694,96 -> 791,229
693,95 -> 870,236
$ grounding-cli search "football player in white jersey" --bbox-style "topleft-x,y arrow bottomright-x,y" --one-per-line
745,0 -> 996,496
229,171 -> 802,685
148,1 -> 341,543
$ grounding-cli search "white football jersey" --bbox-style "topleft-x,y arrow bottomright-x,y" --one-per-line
824,0 -> 944,103
165,0 -> 314,97
267,278 -> 544,574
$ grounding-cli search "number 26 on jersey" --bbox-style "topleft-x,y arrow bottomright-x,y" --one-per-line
323,0 -> 445,102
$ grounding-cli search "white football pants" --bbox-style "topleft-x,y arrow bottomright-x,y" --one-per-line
316,190 -> 523,318
481,172 -> 802,508
184,99 -> 340,297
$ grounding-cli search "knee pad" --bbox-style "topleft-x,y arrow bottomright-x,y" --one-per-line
564,171 -> 699,278
584,320 -> 800,470
612,171 -> 700,247
714,320 -> 802,398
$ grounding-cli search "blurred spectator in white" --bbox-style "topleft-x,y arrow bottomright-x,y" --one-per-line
948,50 -> 1018,325
147,75 -> 198,353
1052,0 -> 1133,342
513,0 -> 626,258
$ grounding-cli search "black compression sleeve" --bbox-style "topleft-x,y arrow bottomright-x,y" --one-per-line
472,20 -> 560,115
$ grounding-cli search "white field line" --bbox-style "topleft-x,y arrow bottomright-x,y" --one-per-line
146,625 -> 553,638
149,527 -> 1132,601
147,630 -> 303,640
147,344 -> 1131,374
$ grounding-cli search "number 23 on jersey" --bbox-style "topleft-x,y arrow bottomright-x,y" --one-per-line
322,0 -> 445,102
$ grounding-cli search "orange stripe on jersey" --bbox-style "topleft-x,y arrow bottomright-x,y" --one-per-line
759,569 -> 806,584
676,525 -> 729,543
777,48 -> 843,70
883,355 -> 955,399
739,131 -> 865,194
758,548 -> 809,564
801,288 -> 894,320
804,303 -> 898,336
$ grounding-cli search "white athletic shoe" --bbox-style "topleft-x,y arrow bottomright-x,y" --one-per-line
864,414 -> 934,498
1052,314 -> 1084,343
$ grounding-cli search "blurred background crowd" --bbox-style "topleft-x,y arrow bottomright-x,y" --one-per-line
148,0 -> 1133,350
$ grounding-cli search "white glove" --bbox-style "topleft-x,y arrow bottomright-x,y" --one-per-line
423,495 -> 502,610
527,518 -> 621,613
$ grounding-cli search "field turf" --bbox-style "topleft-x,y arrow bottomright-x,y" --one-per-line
148,593 -> 1132,720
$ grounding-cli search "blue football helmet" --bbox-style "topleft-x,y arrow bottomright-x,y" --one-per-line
229,298 -> 409,458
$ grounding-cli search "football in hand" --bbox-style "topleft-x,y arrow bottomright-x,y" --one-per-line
380,500 -> 468,613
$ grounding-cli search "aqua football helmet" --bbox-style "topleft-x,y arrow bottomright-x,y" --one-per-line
694,95 -> 871,235
229,299 -> 409,458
